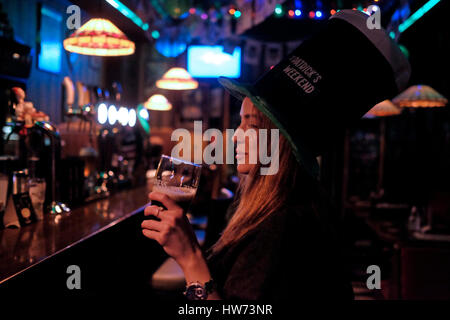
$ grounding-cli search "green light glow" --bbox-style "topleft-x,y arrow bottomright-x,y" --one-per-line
151,30 -> 160,39
274,4 -> 283,16
398,44 -> 410,59
137,104 -> 150,134
105,0 -> 149,32
398,0 -> 440,33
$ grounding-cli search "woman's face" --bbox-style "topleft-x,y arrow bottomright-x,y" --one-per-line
233,97 -> 261,175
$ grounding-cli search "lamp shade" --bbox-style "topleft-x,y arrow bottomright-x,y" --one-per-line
393,85 -> 448,107
364,100 -> 402,118
156,67 -> 198,90
63,18 -> 135,56
144,94 -> 172,111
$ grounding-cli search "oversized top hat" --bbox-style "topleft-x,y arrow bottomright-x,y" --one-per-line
219,10 -> 411,178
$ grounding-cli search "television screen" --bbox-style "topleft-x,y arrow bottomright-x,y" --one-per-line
187,45 -> 241,78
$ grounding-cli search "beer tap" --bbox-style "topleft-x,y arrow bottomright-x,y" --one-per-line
5,87 -> 70,215
34,121 -> 70,214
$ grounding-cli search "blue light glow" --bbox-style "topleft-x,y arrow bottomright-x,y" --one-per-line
38,6 -> 62,73
315,10 -> 323,18
39,42 -> 62,73
295,9 -> 302,16
187,46 -> 241,78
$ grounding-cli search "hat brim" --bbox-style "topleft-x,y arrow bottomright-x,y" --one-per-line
218,77 -> 319,178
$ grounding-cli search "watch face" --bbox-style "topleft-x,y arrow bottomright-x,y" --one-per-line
194,286 -> 206,299
186,284 -> 207,300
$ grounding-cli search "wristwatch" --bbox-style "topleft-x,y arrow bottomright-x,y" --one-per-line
184,280 -> 215,300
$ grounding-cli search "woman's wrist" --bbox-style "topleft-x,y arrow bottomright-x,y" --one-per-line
180,248 -> 221,300
180,247 -> 212,284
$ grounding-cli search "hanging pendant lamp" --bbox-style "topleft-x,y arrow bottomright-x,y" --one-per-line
364,100 -> 402,118
393,85 -> 448,108
63,18 -> 135,56
156,67 -> 198,90
144,94 -> 173,111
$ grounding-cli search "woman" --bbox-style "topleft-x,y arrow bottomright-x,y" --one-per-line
141,9 -> 410,300
141,97 -> 353,300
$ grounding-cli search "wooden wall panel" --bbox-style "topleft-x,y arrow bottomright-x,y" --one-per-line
2,0 -> 103,124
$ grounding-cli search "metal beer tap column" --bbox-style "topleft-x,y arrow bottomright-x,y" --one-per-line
34,121 -> 70,214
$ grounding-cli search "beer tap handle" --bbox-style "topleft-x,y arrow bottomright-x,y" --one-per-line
34,120 -> 60,140
62,76 -> 75,114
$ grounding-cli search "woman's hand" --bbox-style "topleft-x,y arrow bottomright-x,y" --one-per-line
142,191 -> 221,299
141,191 -> 200,269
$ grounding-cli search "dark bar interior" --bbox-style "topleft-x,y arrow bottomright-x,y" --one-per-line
0,0 -> 449,307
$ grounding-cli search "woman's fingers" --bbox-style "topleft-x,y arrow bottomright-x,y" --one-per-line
144,205 -> 164,217
142,229 -> 162,242
141,219 -> 161,231
149,191 -> 180,211
144,205 -> 180,224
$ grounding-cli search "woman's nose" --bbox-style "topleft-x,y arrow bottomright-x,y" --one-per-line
232,125 -> 244,144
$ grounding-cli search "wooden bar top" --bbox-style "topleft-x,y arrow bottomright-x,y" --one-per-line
0,185 -> 151,284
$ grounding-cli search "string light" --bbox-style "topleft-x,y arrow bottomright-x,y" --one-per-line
151,30 -> 160,39
274,4 -> 283,16
330,9 -> 336,15
309,11 -> 315,18
288,10 -> 295,17
315,10 -> 323,18
229,8 -> 236,15
234,10 -> 241,18
295,9 -> 302,16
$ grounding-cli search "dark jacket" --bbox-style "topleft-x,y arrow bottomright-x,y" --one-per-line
207,186 -> 354,301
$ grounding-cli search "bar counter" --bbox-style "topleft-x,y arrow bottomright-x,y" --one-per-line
0,184 -> 164,291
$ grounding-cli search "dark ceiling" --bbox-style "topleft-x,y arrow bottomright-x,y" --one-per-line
69,0 -> 434,44
69,0 -> 151,42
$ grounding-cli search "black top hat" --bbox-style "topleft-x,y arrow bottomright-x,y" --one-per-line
219,10 -> 411,178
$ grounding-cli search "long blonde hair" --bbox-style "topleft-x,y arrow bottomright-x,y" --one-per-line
210,108 -> 320,254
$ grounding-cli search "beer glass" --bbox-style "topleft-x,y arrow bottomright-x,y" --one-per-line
150,155 -> 201,214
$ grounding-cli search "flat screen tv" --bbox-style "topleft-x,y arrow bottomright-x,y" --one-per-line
187,45 -> 241,78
